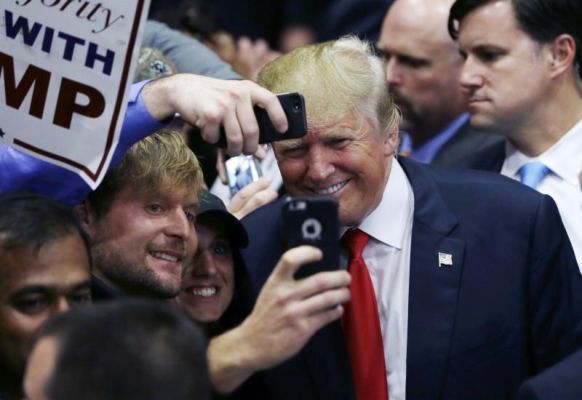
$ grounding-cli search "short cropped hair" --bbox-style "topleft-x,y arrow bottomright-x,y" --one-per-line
0,192 -> 90,256
448,0 -> 582,79
40,300 -> 210,400
257,36 -> 400,136
87,129 -> 204,217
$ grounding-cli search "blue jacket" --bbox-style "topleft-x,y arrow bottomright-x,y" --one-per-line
235,158 -> 582,400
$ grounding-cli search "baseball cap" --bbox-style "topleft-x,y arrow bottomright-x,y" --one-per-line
197,190 -> 249,248
133,47 -> 177,83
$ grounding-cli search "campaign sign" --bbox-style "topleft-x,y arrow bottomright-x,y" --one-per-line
0,0 -> 149,188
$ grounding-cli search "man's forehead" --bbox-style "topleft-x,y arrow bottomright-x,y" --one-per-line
0,269 -> 91,299
131,182 -> 199,207
276,112 -> 368,148
382,0 -> 455,43
195,222 -> 235,249
458,0 -> 515,38
0,238 -> 90,291
8,279 -> 91,298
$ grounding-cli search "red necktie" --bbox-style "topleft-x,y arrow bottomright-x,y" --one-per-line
342,229 -> 389,400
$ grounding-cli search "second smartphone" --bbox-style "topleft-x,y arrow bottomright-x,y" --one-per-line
283,197 -> 340,280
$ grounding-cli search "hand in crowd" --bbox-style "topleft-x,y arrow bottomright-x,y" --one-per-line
141,73 -> 288,155
227,176 -> 278,219
207,246 -> 351,393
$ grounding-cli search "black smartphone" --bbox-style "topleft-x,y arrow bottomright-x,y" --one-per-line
282,197 -> 340,280
225,155 -> 262,196
216,92 -> 307,148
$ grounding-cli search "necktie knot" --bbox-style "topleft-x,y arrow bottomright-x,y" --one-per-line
341,229 -> 369,260
518,161 -> 551,189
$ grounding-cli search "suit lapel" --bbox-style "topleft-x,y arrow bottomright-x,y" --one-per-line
303,322 -> 355,399
300,159 -> 465,399
400,159 -> 465,399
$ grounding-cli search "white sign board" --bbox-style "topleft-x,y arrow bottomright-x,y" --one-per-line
0,0 -> 150,188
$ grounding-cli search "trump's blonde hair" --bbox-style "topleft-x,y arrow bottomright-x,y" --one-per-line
257,36 -> 400,136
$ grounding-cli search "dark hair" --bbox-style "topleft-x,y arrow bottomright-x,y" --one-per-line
40,300 -> 210,400
150,0 -> 224,43
448,0 -> 582,78
0,191 -> 90,257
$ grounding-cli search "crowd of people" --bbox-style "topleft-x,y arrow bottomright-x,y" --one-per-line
1,0 -> 582,399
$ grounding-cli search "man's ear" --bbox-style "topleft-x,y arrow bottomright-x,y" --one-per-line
547,34 -> 577,79
73,200 -> 97,236
383,126 -> 400,157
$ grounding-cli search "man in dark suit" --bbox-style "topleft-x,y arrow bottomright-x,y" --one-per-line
227,36 -> 582,399
376,0 -> 501,167
448,0 -> 582,269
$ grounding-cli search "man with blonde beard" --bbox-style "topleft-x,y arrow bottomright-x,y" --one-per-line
75,129 -> 204,299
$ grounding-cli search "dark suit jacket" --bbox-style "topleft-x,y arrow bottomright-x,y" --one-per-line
233,158 -> 582,400
466,139 -> 506,172
431,120 -> 503,168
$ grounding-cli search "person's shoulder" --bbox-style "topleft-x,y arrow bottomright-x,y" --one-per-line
241,196 -> 287,222
402,158 -> 544,204
435,122 -> 504,168
240,196 -> 287,238
402,159 -> 562,234
466,138 -> 506,171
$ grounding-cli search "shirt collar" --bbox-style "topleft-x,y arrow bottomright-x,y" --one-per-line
402,113 -> 469,163
356,159 -> 413,249
502,117 -> 582,186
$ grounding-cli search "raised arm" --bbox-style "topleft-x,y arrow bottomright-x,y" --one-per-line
207,245 -> 351,393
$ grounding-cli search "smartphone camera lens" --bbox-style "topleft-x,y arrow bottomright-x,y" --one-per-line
292,101 -> 301,113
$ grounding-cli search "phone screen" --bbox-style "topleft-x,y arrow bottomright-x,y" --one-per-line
225,155 -> 262,196
283,197 -> 340,279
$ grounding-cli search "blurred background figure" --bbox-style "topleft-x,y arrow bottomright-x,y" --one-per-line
23,300 -> 209,400
377,0 -> 501,166
449,0 -> 582,269
149,0 -> 395,78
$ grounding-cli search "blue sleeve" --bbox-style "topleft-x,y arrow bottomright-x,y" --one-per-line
515,195 -> 582,398
0,80 -> 166,206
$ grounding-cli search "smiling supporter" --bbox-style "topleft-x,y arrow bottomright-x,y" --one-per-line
75,128 -> 204,300
177,190 -> 249,329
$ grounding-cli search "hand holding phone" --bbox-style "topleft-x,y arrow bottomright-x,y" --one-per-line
283,197 -> 340,279
216,92 -> 307,148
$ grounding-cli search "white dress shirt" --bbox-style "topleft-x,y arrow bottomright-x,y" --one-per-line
500,118 -> 582,271
343,159 -> 414,400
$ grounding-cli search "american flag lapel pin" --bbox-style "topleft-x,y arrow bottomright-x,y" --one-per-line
438,252 -> 453,267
